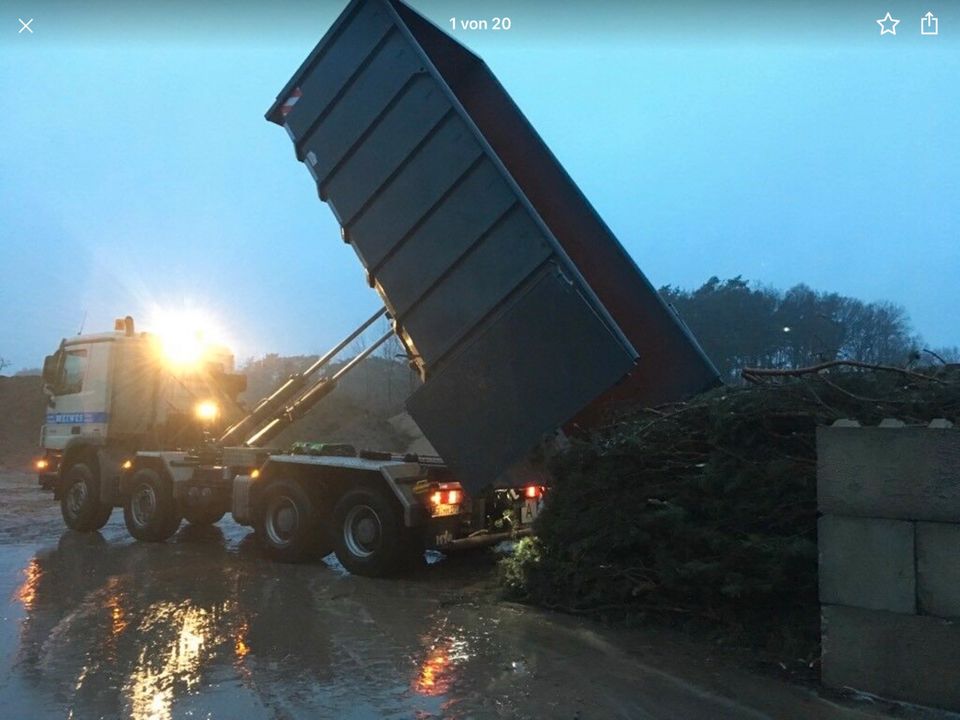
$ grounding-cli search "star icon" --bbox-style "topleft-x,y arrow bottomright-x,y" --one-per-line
877,12 -> 900,35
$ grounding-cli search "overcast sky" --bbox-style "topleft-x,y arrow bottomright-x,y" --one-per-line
1,1 -> 957,371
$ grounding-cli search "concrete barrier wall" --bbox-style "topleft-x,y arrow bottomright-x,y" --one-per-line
817,421 -> 960,711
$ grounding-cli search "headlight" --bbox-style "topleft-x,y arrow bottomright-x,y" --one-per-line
195,401 -> 219,422
147,308 -> 226,369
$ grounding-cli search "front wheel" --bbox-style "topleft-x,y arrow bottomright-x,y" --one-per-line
332,486 -> 420,577
123,468 -> 181,542
60,461 -> 113,532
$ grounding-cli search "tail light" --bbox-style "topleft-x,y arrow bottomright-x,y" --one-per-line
524,485 -> 543,500
426,483 -> 465,518
430,489 -> 462,505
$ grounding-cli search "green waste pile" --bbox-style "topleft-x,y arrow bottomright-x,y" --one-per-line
500,366 -> 960,657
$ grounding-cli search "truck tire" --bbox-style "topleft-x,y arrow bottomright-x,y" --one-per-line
60,460 -> 113,532
332,485 -> 418,577
182,506 -> 225,527
123,468 -> 181,542
258,479 -> 321,563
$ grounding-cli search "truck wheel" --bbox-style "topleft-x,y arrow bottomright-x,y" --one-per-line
182,506 -> 225,527
123,468 -> 181,542
60,461 -> 113,531
332,486 -> 416,577
259,479 -> 319,563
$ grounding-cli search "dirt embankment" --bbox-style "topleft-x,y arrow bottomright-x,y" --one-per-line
0,376 -> 45,470
240,355 -> 429,454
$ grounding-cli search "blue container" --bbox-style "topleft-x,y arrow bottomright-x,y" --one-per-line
268,0 -> 719,490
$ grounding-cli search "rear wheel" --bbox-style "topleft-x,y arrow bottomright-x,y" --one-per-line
258,479 -> 320,563
60,460 -> 113,531
332,485 -> 419,577
123,468 -> 181,541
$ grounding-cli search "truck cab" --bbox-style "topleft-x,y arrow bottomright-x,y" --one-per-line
37,316 -> 245,532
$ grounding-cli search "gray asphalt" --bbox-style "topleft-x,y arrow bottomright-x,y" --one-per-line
0,472 -> 945,720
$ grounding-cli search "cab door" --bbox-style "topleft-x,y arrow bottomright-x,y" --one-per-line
43,342 -> 112,450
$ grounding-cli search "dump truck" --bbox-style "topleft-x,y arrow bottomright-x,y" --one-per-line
34,0 -> 719,577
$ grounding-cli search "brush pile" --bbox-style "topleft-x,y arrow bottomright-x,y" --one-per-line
501,365 -> 960,655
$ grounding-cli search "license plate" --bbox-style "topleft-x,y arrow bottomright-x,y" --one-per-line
432,503 -> 460,517
521,498 -> 542,525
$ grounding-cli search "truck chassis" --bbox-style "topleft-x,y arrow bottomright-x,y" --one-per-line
38,435 -> 542,577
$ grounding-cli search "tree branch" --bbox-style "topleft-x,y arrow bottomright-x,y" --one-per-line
740,359 -> 946,385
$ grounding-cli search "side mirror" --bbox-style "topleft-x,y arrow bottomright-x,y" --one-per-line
42,351 -> 63,408
42,353 -> 58,387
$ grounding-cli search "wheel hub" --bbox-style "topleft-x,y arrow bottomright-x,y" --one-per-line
265,497 -> 298,547
67,481 -> 87,515
276,506 -> 296,534
343,505 -> 382,558
131,485 -> 157,527
356,517 -> 377,544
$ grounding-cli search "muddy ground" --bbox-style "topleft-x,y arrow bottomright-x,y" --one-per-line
1,472 -> 954,720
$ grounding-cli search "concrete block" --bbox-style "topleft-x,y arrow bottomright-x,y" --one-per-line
818,426 -> 960,521
918,522 -> 960,618
822,604 -> 960,711
877,418 -> 906,428
832,419 -> 861,427
818,515 -> 916,613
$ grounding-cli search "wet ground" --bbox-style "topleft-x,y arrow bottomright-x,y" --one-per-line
1,471 -> 955,720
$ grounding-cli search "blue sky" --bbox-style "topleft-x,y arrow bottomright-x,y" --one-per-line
1,1 -> 957,371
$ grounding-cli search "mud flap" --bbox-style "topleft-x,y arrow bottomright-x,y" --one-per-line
96,449 -> 123,505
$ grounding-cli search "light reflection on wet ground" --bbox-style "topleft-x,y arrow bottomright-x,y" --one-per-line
0,516 -> 543,719
2,474 -> 950,720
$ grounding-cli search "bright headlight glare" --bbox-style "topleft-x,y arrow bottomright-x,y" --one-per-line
195,401 -> 219,421
147,309 -> 223,369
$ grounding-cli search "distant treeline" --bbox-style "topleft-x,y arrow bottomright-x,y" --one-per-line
232,278 -> 956,393
660,277 -> 958,382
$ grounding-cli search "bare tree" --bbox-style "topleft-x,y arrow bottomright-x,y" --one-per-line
377,317 -> 405,361
924,346 -> 960,364
348,333 -> 367,359
660,278 -> 922,381
0,357 -> 10,375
